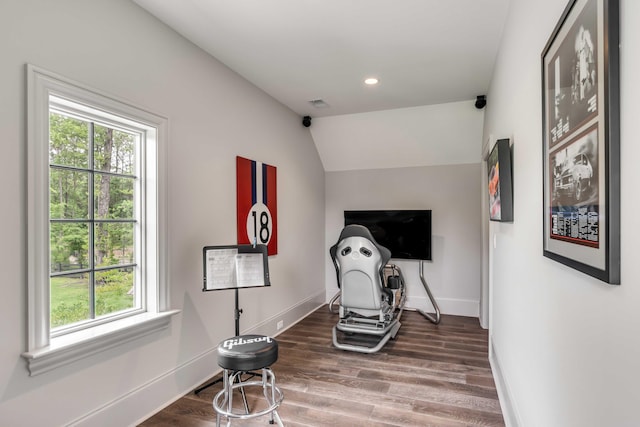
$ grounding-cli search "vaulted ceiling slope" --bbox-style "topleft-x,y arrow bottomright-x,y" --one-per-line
132,0 -> 510,118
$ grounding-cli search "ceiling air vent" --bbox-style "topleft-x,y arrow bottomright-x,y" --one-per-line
309,99 -> 330,108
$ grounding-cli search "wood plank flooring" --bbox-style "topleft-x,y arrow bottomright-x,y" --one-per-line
139,306 -> 504,426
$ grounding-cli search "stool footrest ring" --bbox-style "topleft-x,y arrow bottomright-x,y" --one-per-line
213,368 -> 284,427
213,380 -> 284,419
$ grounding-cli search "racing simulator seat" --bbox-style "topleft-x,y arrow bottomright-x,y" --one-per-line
329,224 -> 406,353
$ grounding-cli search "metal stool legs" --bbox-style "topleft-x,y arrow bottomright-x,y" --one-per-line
213,367 -> 284,426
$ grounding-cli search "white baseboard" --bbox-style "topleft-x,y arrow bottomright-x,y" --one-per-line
325,289 -> 479,318
489,335 -> 522,427
245,290 -> 326,337
68,290 -> 326,427
405,295 -> 479,318
69,347 -> 219,427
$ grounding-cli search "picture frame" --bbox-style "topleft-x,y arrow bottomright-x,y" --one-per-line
236,156 -> 278,255
541,0 -> 620,284
487,139 -> 513,223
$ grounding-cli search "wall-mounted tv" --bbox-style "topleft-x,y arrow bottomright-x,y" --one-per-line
344,210 -> 432,260
487,138 -> 514,222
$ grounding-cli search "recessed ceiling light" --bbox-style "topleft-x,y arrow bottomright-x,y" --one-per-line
364,78 -> 379,85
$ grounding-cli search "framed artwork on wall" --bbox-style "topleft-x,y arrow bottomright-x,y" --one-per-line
541,0 -> 620,284
487,139 -> 513,223
236,156 -> 278,255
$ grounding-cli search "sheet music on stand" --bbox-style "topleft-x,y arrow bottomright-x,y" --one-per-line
203,244 -> 270,291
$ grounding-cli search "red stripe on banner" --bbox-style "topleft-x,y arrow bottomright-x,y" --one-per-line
265,163 -> 278,255
236,156 -> 253,245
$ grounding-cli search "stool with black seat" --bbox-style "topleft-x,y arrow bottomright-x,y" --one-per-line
213,334 -> 284,427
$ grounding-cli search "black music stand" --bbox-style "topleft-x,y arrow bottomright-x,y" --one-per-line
194,244 -> 270,396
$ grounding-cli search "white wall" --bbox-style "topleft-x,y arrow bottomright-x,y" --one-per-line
325,164 -> 483,317
0,0 -> 325,425
312,100 -> 485,171
319,99 -> 485,317
485,0 -> 640,426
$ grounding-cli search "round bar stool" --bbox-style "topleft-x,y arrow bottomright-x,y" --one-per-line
212,335 -> 284,427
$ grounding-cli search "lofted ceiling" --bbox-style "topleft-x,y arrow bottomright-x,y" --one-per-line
132,0 -> 510,118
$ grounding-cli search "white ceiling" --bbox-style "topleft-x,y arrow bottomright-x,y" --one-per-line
132,0 -> 510,118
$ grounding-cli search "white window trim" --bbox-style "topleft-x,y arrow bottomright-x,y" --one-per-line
24,64 -> 179,376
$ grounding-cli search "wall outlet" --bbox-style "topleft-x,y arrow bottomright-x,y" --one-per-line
277,320 -> 284,330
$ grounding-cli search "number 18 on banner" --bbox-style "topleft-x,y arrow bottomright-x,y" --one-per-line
236,156 -> 278,255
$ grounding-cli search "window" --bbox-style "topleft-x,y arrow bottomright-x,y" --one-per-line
24,65 -> 178,375
49,101 -> 142,333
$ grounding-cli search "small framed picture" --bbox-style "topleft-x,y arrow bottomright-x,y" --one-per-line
487,139 -> 513,223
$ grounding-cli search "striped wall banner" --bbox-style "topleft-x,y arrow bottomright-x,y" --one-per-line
236,156 -> 278,255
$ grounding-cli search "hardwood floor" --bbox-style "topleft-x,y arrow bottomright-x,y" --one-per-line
139,306 -> 504,426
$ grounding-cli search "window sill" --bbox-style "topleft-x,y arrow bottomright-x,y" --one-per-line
22,309 -> 180,376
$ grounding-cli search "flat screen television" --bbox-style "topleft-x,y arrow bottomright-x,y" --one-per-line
344,210 -> 432,260
202,244 -> 270,291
